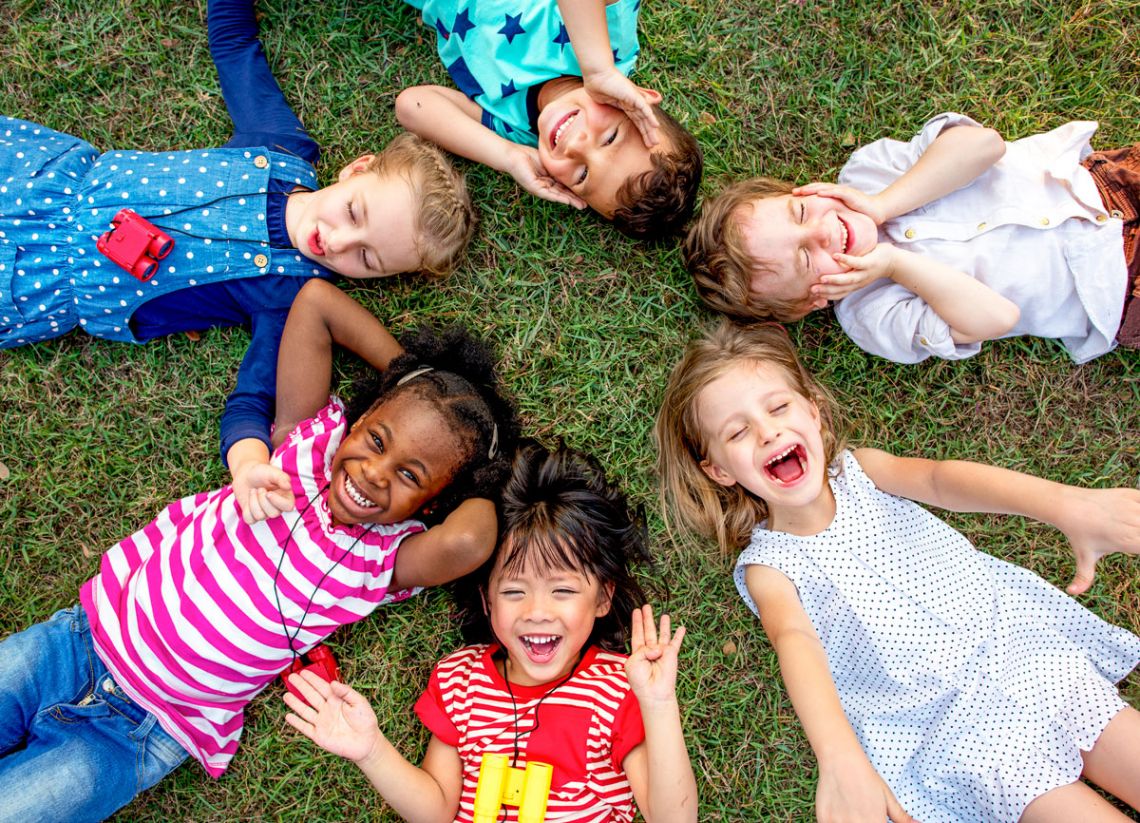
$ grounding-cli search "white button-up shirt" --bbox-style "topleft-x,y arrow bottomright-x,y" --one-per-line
834,112 -> 1127,364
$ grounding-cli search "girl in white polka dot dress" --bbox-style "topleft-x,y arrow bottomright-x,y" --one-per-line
657,321 -> 1140,823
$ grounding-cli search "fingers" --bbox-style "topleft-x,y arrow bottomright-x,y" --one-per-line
532,181 -> 587,210
630,603 -> 646,651
669,624 -> 687,652
283,710 -> 317,740
1066,555 -> 1097,596
283,689 -> 318,725
641,604 -> 658,647
885,790 -> 916,823
791,181 -> 832,195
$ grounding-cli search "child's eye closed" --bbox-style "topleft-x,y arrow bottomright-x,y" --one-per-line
576,166 -> 588,185
347,201 -> 357,224
728,426 -> 747,442
605,128 -> 618,146
771,403 -> 789,414
799,202 -> 806,223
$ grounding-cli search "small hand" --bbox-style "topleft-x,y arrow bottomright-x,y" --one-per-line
1056,486 -> 1140,595
583,67 -> 661,148
232,461 -> 295,525
507,145 -> 587,209
811,243 -> 897,302
816,753 -> 917,823
625,604 -> 685,707
792,182 -> 886,226
283,670 -> 383,764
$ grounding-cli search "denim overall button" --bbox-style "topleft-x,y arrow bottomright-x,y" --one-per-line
253,254 -> 268,268
253,156 -> 269,169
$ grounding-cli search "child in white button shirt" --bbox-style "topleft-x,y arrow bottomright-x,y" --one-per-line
684,113 -> 1139,364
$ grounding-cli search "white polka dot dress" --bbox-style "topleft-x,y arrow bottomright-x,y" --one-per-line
734,451 -> 1140,822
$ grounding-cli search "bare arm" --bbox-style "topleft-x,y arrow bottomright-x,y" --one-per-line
855,447 -> 1140,594
395,85 -> 587,208
747,565 -> 914,823
389,497 -> 498,590
273,279 -> 403,446
284,672 -> 462,823
875,124 -> 1006,221
624,606 -> 697,823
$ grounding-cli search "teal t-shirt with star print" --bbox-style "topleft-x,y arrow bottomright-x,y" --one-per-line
407,0 -> 642,147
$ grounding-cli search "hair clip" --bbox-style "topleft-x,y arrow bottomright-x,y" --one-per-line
488,423 -> 499,459
397,366 -> 435,386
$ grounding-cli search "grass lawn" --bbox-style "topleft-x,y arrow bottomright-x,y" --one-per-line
1,0 -> 1137,819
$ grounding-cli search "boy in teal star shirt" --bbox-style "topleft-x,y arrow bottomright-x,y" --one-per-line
397,0 -> 702,241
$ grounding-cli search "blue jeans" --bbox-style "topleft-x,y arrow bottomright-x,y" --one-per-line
0,605 -> 188,822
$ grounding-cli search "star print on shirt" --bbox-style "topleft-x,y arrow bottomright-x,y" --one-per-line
498,13 -> 526,45
451,9 -> 474,41
500,80 -> 520,98
553,22 -> 571,50
434,17 -> 450,39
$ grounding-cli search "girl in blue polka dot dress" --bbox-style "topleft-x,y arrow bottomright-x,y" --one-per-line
657,321 -> 1140,823
0,0 -> 474,475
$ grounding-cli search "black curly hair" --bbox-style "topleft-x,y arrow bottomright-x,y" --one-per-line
455,441 -> 651,653
343,326 -> 520,523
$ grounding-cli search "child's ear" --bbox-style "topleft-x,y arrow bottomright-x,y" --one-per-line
639,86 -> 663,107
595,582 -> 615,618
700,457 -> 736,488
338,154 -> 377,182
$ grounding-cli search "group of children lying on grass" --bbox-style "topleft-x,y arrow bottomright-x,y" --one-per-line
1,0 -> 1138,821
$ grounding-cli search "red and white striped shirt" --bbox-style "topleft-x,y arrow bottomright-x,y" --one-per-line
81,399 -> 423,776
415,644 -> 646,823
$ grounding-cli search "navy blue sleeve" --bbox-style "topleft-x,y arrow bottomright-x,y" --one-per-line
218,305 -> 288,464
208,0 -> 320,164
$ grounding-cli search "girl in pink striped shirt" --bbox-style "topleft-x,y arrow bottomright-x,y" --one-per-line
0,279 -> 519,823
286,442 -> 698,823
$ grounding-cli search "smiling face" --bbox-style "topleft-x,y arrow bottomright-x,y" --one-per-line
327,390 -> 464,526
696,361 -> 834,533
535,83 -> 661,217
285,158 -> 423,279
737,194 -> 879,318
485,539 -> 613,687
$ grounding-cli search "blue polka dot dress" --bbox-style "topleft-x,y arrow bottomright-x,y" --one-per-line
734,451 -> 1140,822
0,116 -> 329,347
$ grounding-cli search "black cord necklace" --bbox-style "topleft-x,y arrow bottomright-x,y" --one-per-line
271,481 -> 373,666
501,650 -> 582,769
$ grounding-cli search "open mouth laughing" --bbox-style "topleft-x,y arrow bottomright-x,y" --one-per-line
520,634 -> 562,663
308,229 -> 325,256
765,444 -> 808,485
550,110 -> 579,150
343,474 -> 377,510
837,215 -> 851,254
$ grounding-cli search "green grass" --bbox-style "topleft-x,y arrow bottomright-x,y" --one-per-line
1,0 -> 1138,819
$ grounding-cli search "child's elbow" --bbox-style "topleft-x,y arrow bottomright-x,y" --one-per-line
993,298 -> 1020,336
975,127 -> 1006,166
395,87 -> 430,132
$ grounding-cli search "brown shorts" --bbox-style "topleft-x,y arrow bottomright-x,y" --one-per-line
1082,144 -> 1140,348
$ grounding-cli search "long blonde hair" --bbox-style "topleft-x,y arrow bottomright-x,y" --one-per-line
655,320 -> 845,555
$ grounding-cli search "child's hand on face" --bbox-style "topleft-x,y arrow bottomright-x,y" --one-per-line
811,243 -> 898,302
582,68 -> 661,148
625,604 -> 685,708
283,671 -> 383,764
1054,485 -> 1140,596
232,460 -> 295,525
506,145 -> 588,209
793,182 -> 887,226
816,749 -> 916,823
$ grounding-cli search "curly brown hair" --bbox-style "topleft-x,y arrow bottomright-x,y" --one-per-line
683,177 -> 813,322
611,106 -> 703,242
366,133 -> 476,278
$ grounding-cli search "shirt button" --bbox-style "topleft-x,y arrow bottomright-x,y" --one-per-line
253,155 -> 269,169
253,254 -> 268,267
976,222 -> 986,231
1039,217 -> 1050,226
1110,209 -> 1124,219
1096,214 -> 1108,223
919,336 -> 929,346
904,228 -> 916,239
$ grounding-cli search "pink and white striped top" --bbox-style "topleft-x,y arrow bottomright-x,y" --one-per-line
415,644 -> 646,822
80,399 -> 424,776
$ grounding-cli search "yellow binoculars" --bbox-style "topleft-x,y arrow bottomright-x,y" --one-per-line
472,753 -> 553,823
